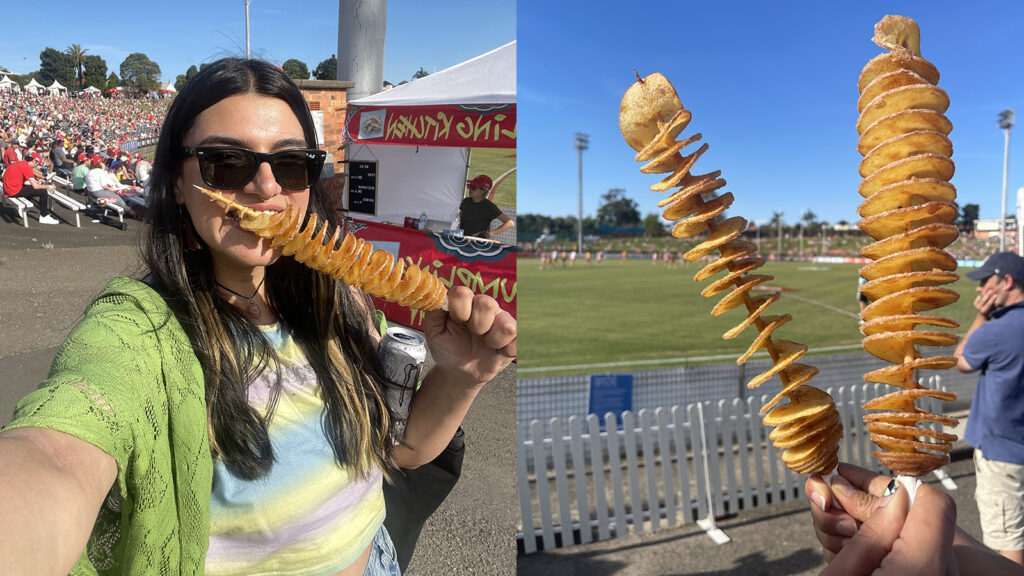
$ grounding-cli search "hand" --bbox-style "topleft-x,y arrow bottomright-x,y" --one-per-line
973,288 -> 999,318
807,464 -> 958,576
481,231 -> 489,238
421,286 -> 516,388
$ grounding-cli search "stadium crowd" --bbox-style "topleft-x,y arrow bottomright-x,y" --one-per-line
0,91 -> 168,171
1,91 -> 168,221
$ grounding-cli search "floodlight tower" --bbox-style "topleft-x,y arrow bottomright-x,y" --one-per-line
575,132 -> 589,253
244,0 -> 252,59
999,109 -> 1015,252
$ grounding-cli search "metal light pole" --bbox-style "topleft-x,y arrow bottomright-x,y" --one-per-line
244,0 -> 253,59
777,213 -> 783,260
574,132 -> 589,253
999,109 -> 1014,252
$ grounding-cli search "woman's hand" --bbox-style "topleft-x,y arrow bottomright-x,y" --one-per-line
807,463 -> 958,576
421,285 -> 516,388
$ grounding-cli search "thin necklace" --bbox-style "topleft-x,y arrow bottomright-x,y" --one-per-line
216,275 -> 266,320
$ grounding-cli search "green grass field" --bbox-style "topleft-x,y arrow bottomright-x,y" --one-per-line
467,147 -> 516,207
518,258 -> 981,377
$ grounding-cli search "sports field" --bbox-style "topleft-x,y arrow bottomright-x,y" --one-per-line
518,257 -> 981,377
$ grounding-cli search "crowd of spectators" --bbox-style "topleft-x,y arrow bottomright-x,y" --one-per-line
1,91 -> 166,220
0,91 -> 168,174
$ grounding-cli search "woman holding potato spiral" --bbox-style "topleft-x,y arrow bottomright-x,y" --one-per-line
0,58 -> 516,576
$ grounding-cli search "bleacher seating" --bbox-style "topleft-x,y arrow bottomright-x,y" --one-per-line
2,195 -> 34,227
48,176 -> 88,227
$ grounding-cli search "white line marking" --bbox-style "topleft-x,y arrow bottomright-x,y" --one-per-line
783,293 -> 860,320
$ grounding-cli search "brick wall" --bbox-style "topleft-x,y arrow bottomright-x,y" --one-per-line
296,79 -> 355,212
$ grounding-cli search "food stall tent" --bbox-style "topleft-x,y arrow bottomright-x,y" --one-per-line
343,40 -> 515,227
341,41 -> 517,328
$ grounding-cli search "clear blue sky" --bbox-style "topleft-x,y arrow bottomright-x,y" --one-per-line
2,0 -> 514,88
519,1 -> 1024,226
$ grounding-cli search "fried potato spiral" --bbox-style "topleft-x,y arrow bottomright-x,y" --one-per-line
195,186 -> 447,311
619,72 -> 841,475
856,16 -> 960,477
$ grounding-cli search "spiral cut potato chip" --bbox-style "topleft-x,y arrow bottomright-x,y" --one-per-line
619,72 -> 840,475
856,16 -> 960,477
195,185 -> 448,311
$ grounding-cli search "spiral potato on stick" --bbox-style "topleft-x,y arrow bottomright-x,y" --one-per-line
855,16 -> 960,477
195,185 -> 448,311
619,73 -> 841,475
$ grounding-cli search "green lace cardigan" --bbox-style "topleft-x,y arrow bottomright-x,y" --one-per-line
7,277 -> 212,575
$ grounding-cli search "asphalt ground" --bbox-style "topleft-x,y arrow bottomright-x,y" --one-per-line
0,205 -> 516,575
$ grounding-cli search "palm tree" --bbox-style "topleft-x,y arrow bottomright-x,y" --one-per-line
67,44 -> 88,89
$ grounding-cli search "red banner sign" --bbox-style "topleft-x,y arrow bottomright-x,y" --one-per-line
345,104 -> 516,149
349,219 -> 517,329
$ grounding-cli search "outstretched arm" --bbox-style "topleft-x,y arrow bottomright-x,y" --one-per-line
0,427 -> 117,575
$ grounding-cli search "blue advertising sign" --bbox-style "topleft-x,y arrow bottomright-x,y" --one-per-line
588,373 -> 633,431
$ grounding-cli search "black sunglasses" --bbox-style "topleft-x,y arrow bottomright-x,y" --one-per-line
184,146 -> 327,190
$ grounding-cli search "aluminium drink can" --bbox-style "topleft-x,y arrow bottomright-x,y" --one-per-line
376,326 -> 426,442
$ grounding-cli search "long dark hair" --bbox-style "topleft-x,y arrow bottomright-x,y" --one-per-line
142,58 -> 393,480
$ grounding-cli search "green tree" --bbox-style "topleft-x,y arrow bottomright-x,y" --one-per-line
174,74 -> 188,91
597,188 -> 641,227
643,213 -> 665,237
186,64 -> 198,82
119,52 -> 161,94
412,67 -> 430,80
82,55 -> 107,89
958,203 -> 980,233
313,55 -> 337,80
282,59 -> 309,80
801,209 -> 818,231
66,44 -> 88,88
38,47 -> 75,87
107,72 -> 120,90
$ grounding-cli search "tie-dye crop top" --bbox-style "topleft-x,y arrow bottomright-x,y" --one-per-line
204,322 -> 385,575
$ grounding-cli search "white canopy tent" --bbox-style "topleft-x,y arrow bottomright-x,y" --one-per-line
83,85 -> 101,95
343,40 -> 515,226
46,79 -> 68,95
0,76 -> 20,92
24,78 -> 44,94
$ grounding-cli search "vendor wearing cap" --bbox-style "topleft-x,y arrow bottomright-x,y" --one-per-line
955,251 -> 1024,565
457,174 -> 514,240
2,153 -> 59,224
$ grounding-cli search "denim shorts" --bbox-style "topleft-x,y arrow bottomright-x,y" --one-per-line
363,524 -> 401,576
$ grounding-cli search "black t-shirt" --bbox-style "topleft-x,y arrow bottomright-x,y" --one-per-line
458,197 -> 502,237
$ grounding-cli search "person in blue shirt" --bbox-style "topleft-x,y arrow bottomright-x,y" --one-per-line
955,251 -> 1024,565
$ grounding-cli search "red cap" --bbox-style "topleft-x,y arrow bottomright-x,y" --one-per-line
76,153 -> 87,161
27,152 -> 42,163
466,174 -> 493,192
91,155 -> 103,164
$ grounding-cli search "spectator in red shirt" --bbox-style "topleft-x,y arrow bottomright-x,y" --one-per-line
3,140 -> 21,168
3,153 -> 59,224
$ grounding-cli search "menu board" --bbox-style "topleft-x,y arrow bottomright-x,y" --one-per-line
347,160 -> 377,215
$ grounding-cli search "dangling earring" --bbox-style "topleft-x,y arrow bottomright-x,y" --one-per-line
179,204 -> 203,251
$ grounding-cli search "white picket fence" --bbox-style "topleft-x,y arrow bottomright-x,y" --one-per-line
516,379 -> 957,553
